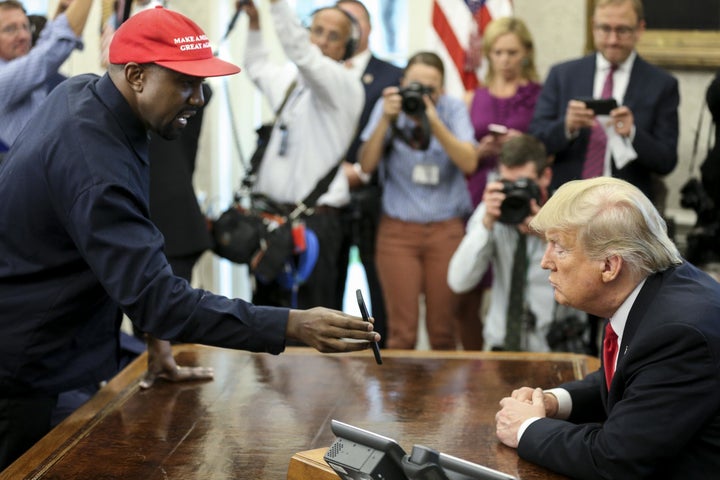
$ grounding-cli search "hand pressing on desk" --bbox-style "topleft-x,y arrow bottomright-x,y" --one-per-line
140,336 -> 214,389
286,307 -> 380,353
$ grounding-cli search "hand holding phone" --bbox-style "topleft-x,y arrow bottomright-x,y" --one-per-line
356,289 -> 382,365
488,123 -> 509,135
577,97 -> 618,116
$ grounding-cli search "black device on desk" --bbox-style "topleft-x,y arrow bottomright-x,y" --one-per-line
357,289 -> 383,365
324,420 -> 517,480
324,420 -> 406,479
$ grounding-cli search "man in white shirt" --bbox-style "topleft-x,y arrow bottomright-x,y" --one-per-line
448,134 -> 566,352
240,0 -> 363,309
494,177 -> 720,479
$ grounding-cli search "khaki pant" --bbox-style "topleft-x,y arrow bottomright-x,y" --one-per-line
375,216 -> 464,350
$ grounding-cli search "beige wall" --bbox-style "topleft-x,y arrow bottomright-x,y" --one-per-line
51,0 -> 712,294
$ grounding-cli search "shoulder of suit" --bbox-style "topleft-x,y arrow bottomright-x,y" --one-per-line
545,54 -> 595,79
632,54 -> 677,82
368,55 -> 403,75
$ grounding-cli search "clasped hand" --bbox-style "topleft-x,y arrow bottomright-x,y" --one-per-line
495,387 -> 557,448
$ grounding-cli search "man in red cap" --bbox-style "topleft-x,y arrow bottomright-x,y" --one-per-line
0,7 -> 379,471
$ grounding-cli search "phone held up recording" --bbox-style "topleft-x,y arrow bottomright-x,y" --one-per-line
488,123 -> 508,135
356,289 -> 382,365
577,97 -> 618,116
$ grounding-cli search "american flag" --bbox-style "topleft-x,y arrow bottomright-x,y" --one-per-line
432,0 -> 514,97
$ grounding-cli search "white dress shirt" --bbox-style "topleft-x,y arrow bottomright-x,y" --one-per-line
518,278 -> 648,441
448,202 -> 554,351
344,48 -> 371,79
594,51 -> 638,175
244,1 -> 364,207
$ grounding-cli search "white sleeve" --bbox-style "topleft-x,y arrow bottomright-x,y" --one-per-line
269,1 -> 363,110
447,203 -> 493,293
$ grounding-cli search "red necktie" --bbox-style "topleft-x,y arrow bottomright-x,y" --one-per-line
603,321 -> 618,389
582,64 -> 617,179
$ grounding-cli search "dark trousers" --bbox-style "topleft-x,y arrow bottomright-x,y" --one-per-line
253,211 -> 342,310
0,382 -> 101,472
0,396 -> 56,471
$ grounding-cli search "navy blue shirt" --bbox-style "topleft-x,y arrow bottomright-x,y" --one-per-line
0,74 -> 288,397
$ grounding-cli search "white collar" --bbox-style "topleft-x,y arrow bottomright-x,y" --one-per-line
345,49 -> 372,77
609,277 -> 647,340
595,50 -> 636,73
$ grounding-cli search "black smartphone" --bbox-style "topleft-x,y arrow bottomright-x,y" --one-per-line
356,289 -> 382,365
578,97 -> 618,115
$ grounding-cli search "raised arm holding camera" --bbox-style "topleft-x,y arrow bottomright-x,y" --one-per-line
448,134 -> 578,352
359,51 -> 476,350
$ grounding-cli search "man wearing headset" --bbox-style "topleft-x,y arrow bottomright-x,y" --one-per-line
239,0 -> 363,309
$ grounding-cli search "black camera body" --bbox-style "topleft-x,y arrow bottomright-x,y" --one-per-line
399,82 -> 433,116
499,177 -> 541,224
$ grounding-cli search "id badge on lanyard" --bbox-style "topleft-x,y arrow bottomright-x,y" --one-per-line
412,164 -> 440,185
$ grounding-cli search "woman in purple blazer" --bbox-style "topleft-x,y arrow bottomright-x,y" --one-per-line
458,17 -> 542,350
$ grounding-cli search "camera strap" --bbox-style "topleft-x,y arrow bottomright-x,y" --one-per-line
391,114 -> 431,151
244,80 -> 298,185
238,79 -> 343,219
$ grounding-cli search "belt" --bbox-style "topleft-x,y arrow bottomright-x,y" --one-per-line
279,203 -> 339,215
312,205 -> 340,215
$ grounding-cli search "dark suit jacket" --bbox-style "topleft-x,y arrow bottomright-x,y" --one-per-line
149,84 -> 213,258
518,262 -> 720,479
345,55 -> 403,165
529,53 -> 679,202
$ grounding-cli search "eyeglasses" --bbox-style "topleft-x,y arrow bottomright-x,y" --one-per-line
0,23 -> 30,36
593,23 -> 637,39
309,25 -> 344,44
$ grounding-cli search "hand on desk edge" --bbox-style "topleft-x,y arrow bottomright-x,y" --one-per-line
140,335 -> 214,389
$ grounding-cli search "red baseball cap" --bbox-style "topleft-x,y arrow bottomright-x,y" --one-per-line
109,6 -> 240,78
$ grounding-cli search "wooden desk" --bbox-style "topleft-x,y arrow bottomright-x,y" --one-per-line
2,346 -> 598,480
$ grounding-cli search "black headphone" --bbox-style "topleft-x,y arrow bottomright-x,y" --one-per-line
309,6 -> 360,61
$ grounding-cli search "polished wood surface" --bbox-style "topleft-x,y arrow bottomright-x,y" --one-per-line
2,346 -> 598,480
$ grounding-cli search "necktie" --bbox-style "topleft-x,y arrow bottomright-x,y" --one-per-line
505,232 -> 527,351
582,64 -> 617,179
602,321 -> 618,389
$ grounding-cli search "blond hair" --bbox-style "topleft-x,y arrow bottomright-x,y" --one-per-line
482,17 -> 538,84
530,177 -> 681,280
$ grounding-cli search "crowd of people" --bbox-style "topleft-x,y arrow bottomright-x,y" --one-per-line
1,0 -> 719,477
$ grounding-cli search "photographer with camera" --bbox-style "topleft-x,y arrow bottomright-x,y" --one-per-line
358,51 -> 476,350
448,134 -> 564,352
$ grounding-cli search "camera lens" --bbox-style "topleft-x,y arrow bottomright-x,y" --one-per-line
500,194 -> 531,224
498,178 -> 541,224
400,82 -> 428,115
402,92 -> 425,115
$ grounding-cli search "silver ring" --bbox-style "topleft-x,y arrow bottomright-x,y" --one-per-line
617,121 -> 624,129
